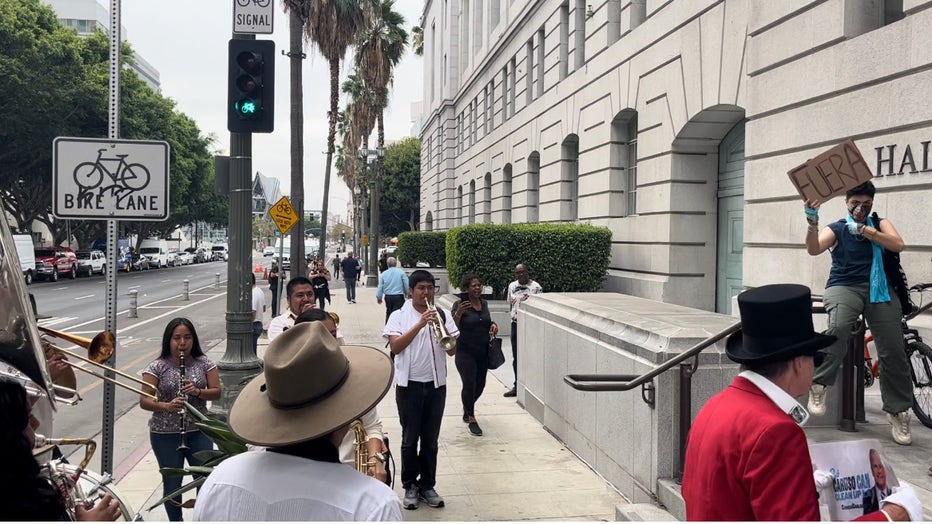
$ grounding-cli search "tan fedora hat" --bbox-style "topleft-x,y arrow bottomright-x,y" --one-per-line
229,322 -> 393,447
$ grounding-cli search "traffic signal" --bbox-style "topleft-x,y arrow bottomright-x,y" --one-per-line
341,231 -> 346,243
228,39 -> 275,133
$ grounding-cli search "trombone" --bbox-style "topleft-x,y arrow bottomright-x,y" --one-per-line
38,326 -> 158,401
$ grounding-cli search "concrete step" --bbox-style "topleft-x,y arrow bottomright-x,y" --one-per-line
616,502 -> 678,521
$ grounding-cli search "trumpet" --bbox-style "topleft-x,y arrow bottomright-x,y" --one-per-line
426,299 -> 456,351
38,326 -> 158,402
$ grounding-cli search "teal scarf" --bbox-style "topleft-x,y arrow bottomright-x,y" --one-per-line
847,215 -> 889,304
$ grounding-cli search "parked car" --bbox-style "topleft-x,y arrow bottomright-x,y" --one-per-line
139,239 -> 169,269
275,252 -> 291,271
184,247 -> 208,263
263,246 -> 276,257
12,235 -> 36,285
176,250 -> 193,265
75,250 -> 106,277
120,250 -> 150,272
211,244 -> 229,261
34,247 -> 78,281
166,249 -> 182,267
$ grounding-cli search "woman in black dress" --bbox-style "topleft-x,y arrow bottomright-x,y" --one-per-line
451,273 -> 498,436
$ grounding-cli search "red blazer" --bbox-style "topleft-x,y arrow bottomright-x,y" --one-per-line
682,376 -> 888,522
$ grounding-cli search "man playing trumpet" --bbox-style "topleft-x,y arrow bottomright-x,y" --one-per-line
383,270 -> 459,511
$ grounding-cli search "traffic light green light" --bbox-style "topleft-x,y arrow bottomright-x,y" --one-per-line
227,39 -> 275,133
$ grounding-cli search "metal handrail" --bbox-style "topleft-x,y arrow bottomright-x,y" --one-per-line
563,321 -> 741,392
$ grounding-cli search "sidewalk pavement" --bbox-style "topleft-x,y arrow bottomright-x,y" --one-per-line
113,281 -> 628,521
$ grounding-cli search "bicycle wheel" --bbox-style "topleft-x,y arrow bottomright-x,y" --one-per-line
236,0 -> 250,6
121,163 -> 150,191
907,341 -> 932,429
73,162 -> 104,190
256,0 -> 271,6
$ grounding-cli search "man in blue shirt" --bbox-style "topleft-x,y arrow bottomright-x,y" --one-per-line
341,252 -> 361,303
376,257 -> 409,323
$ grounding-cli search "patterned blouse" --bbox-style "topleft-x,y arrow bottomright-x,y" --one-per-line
141,356 -> 216,434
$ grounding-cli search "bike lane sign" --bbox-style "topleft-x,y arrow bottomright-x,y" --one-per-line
234,0 -> 273,35
52,137 -> 170,221
268,196 -> 298,235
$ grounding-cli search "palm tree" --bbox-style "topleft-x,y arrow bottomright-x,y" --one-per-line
304,0 -> 365,260
355,0 -> 408,284
282,0 -> 309,276
411,25 -> 423,56
340,72 -> 377,261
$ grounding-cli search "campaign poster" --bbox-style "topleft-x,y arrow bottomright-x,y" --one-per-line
809,439 -> 899,521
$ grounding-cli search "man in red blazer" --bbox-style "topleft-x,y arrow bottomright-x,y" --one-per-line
682,284 -> 919,521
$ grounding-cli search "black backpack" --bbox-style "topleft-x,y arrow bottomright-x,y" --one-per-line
873,213 -> 916,317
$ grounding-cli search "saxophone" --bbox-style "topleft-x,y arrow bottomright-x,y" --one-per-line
350,419 -> 390,484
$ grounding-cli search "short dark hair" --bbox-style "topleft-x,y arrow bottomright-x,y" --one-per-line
846,181 -> 876,200
409,270 -> 435,290
460,273 -> 481,290
294,309 -> 329,324
286,276 -> 314,298
250,272 -> 256,286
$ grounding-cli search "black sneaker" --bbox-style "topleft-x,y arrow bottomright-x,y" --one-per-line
468,421 -> 483,436
403,486 -> 419,510
419,487 -> 445,508
462,413 -> 469,423
503,387 -> 517,398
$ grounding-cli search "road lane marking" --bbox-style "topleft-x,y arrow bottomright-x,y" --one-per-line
74,295 -> 95,300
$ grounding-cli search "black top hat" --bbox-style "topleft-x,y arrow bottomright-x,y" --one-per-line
726,284 -> 836,365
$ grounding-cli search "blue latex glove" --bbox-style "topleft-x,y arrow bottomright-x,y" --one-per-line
847,220 -> 864,237
804,204 -> 819,227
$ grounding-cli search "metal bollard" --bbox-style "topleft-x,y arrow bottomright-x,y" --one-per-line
215,273 -> 221,289
183,279 -> 190,301
128,290 -> 138,318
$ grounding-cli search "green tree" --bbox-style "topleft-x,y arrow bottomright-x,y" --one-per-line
380,137 -> 420,234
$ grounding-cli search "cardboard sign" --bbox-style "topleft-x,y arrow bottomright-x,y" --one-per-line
787,140 -> 873,202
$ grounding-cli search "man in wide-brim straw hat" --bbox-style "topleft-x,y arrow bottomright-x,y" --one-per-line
681,284 -> 920,522
193,322 -> 402,521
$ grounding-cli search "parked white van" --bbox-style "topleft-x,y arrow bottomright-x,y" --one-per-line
139,239 -> 169,269
12,235 -> 36,285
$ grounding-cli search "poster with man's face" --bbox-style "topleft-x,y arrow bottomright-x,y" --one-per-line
809,439 -> 899,520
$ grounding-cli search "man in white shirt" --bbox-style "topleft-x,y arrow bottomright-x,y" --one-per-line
194,322 -> 401,521
267,277 -> 316,341
383,270 -> 459,511
250,273 -> 266,355
504,264 -> 543,397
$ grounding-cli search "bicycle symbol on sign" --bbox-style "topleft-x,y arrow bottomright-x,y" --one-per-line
237,0 -> 271,7
276,202 -> 292,215
73,148 -> 151,197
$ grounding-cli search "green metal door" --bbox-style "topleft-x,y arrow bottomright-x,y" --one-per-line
716,121 -> 745,314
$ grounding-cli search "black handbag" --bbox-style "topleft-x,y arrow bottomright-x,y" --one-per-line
488,336 -> 505,370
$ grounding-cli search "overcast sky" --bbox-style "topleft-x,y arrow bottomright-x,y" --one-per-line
119,0 -> 425,219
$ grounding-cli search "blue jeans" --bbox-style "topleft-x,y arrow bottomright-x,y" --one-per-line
345,279 -> 357,301
150,431 -> 213,521
252,321 -> 263,355
396,381 -> 445,489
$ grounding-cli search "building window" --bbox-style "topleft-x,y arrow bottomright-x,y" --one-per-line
559,3 -> 569,80
624,114 -> 639,215
607,0 -> 621,43
491,0 -> 500,28
457,185 -> 464,226
508,57 -> 517,117
527,152 -> 540,223
501,66 -> 508,123
461,0 -> 470,72
621,0 -> 646,36
425,211 -> 433,231
525,39 -> 534,104
502,164 -> 513,224
561,135 -> 579,221
483,85 -> 490,135
536,27 -> 545,98
469,180 -> 476,224
474,0 -> 484,52
574,0 -> 586,69
884,0 -> 905,25
483,173 -> 492,223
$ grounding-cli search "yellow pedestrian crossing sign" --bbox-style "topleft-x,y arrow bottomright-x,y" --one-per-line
269,196 -> 298,235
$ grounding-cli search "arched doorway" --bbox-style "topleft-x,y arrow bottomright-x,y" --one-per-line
715,121 -> 745,314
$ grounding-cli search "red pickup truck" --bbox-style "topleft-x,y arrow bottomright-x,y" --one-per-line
34,247 -> 78,281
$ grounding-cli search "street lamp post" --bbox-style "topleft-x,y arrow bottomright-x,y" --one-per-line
360,147 -> 384,287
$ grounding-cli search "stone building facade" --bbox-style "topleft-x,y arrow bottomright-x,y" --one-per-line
418,0 -> 932,314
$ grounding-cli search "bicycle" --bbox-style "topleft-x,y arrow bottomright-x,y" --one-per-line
73,148 -> 150,194
862,282 -> 932,428
237,0 -> 271,7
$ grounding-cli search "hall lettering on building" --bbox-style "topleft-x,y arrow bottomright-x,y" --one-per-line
876,141 -> 932,176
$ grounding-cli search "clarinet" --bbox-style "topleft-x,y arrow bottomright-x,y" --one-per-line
177,350 -> 189,452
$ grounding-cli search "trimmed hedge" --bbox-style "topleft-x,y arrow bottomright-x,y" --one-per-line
397,231 -> 447,268
446,223 -> 612,297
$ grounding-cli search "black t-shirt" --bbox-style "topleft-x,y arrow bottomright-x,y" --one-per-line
451,299 -> 492,352
311,275 -> 330,298
341,257 -> 359,277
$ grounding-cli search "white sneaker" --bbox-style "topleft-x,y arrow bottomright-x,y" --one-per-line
808,384 -> 827,416
888,411 -> 912,446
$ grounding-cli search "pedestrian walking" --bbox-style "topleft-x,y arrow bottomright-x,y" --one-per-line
310,260 -> 332,311
250,273 -> 265,355
376,257 -> 409,323
268,262 -> 280,317
341,252 -> 361,303
333,254 -> 341,280
504,264 -> 543,397
451,274 -> 498,436
804,181 -> 913,445
139,318 -> 220,522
